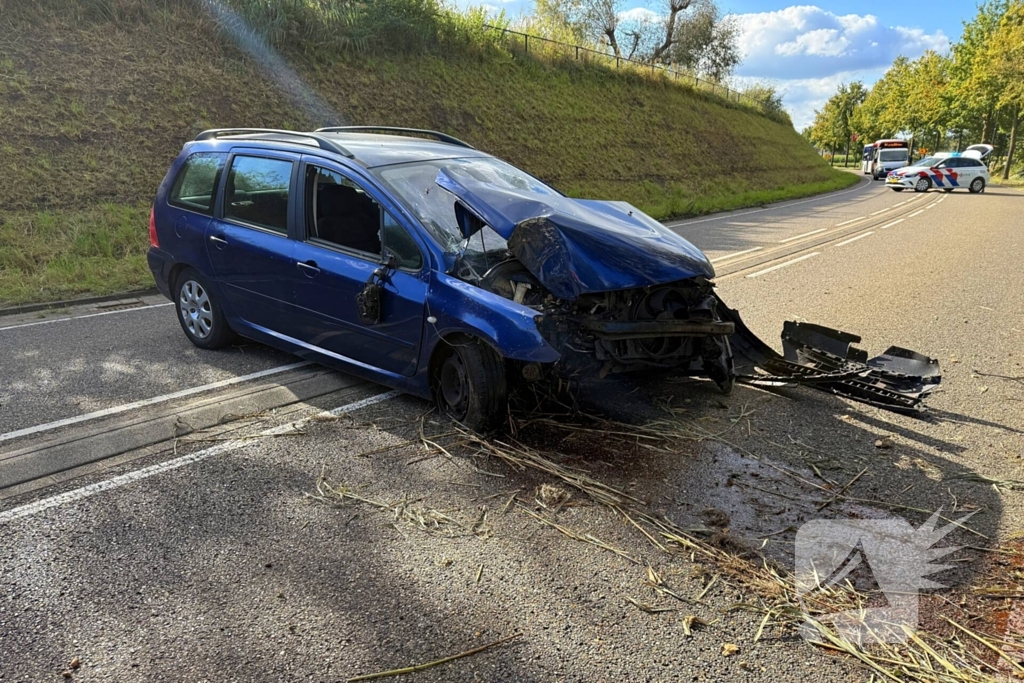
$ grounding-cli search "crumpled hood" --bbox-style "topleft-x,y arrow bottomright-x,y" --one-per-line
435,168 -> 714,301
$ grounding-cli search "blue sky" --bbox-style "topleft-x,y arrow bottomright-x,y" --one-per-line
467,0 -> 979,129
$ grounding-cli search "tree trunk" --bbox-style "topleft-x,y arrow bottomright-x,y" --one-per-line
844,143 -> 850,167
982,105 -> 994,143
1003,106 -> 1019,181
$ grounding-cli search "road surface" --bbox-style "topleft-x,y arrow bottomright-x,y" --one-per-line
1,177 -> 1022,682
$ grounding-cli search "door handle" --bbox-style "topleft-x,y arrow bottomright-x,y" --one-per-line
209,235 -> 228,246
297,260 -> 320,276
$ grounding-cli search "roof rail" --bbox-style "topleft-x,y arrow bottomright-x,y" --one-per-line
194,128 -> 354,158
315,126 -> 476,150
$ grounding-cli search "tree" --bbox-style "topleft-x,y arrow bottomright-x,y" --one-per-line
668,0 -> 740,80
534,0 -> 739,79
982,0 -> 1024,178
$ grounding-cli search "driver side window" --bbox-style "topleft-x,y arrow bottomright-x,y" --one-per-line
305,166 -> 422,270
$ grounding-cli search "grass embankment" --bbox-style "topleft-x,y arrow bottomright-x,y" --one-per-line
0,0 -> 855,306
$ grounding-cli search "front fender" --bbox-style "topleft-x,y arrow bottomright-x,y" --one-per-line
424,273 -> 560,363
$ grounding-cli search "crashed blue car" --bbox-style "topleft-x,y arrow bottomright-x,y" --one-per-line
148,127 -> 940,430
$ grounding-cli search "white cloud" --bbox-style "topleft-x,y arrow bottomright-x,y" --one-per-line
729,6 -> 948,129
732,6 -> 948,80
618,7 -> 660,23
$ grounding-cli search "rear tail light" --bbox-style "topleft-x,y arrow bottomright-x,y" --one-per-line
149,206 -> 159,248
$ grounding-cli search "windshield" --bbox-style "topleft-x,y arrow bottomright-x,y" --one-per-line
880,149 -> 908,162
373,157 -> 560,254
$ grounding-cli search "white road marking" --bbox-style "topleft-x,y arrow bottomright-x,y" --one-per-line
0,302 -> 173,332
925,202 -> 937,209
710,246 -> 763,263
780,228 -> 826,243
908,209 -> 925,218
746,252 -> 821,278
869,207 -> 894,216
0,390 -> 402,524
665,178 -> 872,227
880,219 -> 905,229
834,231 -> 875,247
936,195 -> 947,204
892,200 -> 908,207
0,362 -> 312,443
835,216 -> 866,227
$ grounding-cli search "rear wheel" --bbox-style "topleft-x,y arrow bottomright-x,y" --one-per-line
174,268 -> 235,349
914,177 -> 930,193
434,336 -> 508,433
969,178 -> 985,194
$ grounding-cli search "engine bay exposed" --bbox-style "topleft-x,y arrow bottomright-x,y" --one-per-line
457,254 -> 736,387
455,252 -> 940,415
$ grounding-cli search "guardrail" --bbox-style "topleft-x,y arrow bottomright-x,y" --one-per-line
483,25 -> 767,112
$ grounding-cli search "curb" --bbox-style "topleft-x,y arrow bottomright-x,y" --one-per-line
0,288 -> 161,318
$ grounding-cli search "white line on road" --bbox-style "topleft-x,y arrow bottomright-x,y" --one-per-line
835,216 -> 866,227
0,390 -> 402,524
0,302 -> 173,332
746,252 -> 820,278
925,202 -> 937,209
869,207 -> 894,216
908,209 -> 925,218
0,362 -> 312,443
779,228 -> 826,243
880,219 -> 905,229
665,178 -> 872,227
710,246 -> 763,263
834,231 -> 875,247
892,200 -> 908,207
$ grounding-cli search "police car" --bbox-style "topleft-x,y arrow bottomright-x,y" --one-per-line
886,144 -> 994,193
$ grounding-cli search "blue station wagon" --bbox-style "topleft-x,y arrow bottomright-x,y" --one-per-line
148,127 -> 940,428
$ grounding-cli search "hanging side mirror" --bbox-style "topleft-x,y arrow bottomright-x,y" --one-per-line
356,250 -> 397,326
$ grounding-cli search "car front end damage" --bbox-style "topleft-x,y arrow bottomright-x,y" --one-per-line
438,168 -> 940,415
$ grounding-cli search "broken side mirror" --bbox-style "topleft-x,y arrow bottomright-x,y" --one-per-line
355,250 -> 397,326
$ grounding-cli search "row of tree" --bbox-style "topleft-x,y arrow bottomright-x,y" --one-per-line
805,0 -> 1024,179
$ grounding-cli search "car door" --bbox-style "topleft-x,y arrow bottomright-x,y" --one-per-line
204,150 -> 301,334
289,159 -> 428,377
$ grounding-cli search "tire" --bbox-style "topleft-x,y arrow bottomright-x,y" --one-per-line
174,268 -> 235,349
969,178 -> 985,194
434,336 -> 508,433
891,188 -> 904,192
943,188 -> 954,193
914,177 -> 930,193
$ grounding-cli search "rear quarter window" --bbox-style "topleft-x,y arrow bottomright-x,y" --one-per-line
169,152 -> 226,215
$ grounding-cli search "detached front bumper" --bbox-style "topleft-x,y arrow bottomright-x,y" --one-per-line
717,295 -> 940,415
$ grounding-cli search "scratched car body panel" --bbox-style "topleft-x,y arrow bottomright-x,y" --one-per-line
148,127 -> 940,431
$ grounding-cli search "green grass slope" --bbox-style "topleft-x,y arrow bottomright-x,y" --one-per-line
0,1 -> 855,305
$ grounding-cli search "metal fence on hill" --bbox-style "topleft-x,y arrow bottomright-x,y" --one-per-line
483,25 -> 770,114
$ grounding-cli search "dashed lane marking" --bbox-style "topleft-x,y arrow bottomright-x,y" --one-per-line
834,231 -> 875,247
0,303 -> 173,332
746,252 -> 821,278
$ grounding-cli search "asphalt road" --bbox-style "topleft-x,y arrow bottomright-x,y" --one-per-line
1,177 -> 1022,682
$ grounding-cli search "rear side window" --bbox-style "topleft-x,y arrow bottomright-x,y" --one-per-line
225,156 -> 293,234
169,152 -> 226,215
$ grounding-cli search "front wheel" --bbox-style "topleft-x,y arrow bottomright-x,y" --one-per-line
434,337 -> 508,433
969,178 -> 985,194
891,187 -> 905,192
914,177 -> 930,193
174,268 -> 235,349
